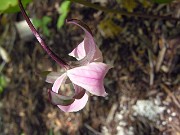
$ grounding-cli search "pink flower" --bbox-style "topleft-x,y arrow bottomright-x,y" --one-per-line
46,19 -> 112,112
18,0 -> 111,112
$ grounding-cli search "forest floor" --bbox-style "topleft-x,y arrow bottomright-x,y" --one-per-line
0,0 -> 180,135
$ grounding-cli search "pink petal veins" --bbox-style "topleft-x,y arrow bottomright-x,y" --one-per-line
67,62 -> 112,96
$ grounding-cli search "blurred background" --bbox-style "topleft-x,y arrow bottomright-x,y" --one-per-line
0,0 -> 180,134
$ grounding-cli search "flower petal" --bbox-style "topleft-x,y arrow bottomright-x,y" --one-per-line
67,19 -> 98,65
57,92 -> 88,112
52,73 -> 67,93
69,39 -> 103,62
46,71 -> 64,84
50,72 -> 88,112
73,84 -> 85,99
67,62 -> 112,96
93,46 -> 103,62
48,89 -> 75,106
69,40 -> 86,60
46,71 -> 71,84
49,73 -> 76,106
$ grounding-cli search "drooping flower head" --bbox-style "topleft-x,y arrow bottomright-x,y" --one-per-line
46,19 -> 112,112
18,0 -> 112,112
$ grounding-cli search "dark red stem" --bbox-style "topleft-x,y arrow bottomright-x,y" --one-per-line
18,0 -> 69,69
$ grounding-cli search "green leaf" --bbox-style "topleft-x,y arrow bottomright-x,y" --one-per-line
57,1 -> 71,29
32,16 -> 52,37
152,0 -> 174,4
0,74 -> 7,93
117,0 -> 137,12
139,0 -> 151,8
0,86 -> 3,93
32,19 -> 41,28
0,0 -> 32,13
42,16 -> 52,36
49,129 -> 54,135
57,12 -> 68,29
58,1 -> 71,13
0,75 -> 7,88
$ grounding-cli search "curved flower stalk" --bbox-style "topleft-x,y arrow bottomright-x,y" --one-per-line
18,0 -> 112,112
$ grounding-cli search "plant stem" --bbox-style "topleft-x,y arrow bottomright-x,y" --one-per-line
18,0 -> 69,69
69,0 -> 180,21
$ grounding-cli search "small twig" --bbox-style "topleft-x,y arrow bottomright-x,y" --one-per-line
155,36 -> 167,72
69,0 -> 180,21
84,123 -> 102,135
106,103 -> 118,124
161,84 -> 180,109
0,24 -> 15,73
0,62 -> 6,73
138,35 -> 155,86
148,49 -> 154,86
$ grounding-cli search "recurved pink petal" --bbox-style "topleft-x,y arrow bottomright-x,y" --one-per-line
52,73 -> 67,93
48,89 -> 75,106
73,84 -> 85,99
46,71 -> 64,84
67,62 -> 112,96
67,19 -> 99,64
57,92 -> 88,112
69,40 -> 86,60
93,46 -> 103,62
69,39 -> 103,62
51,72 -> 88,112
48,73 -> 76,106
